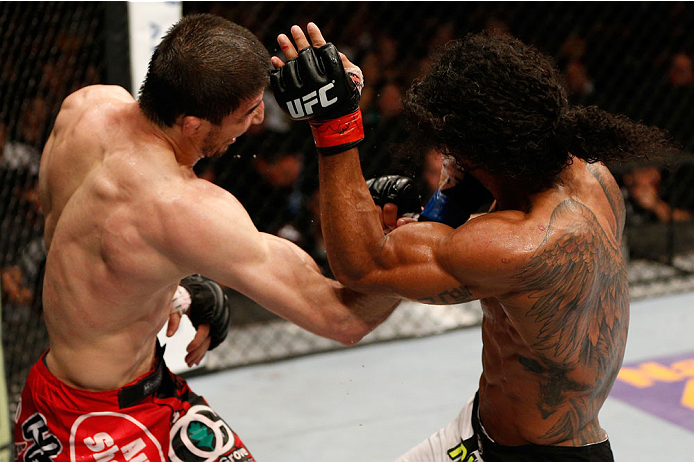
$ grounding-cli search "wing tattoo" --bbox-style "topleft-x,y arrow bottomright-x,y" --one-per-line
513,199 -> 629,443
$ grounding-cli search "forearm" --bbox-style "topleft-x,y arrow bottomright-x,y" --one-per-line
318,148 -> 389,284
246,233 -> 398,345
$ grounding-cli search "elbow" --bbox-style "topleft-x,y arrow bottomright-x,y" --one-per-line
331,322 -> 372,346
319,304 -> 375,346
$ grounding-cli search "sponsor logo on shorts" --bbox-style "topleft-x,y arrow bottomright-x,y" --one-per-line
69,412 -> 166,462
169,404 -> 252,462
20,413 -> 63,462
447,436 -> 478,462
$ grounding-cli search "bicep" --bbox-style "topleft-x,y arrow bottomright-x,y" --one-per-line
348,218 -> 518,304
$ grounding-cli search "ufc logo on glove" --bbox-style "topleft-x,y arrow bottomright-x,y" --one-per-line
285,82 -> 337,118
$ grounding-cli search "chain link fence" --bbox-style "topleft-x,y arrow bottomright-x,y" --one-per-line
1,1 -> 106,418
2,1 -> 694,415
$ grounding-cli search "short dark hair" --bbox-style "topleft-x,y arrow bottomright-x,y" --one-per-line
405,32 -> 675,192
138,14 -> 271,127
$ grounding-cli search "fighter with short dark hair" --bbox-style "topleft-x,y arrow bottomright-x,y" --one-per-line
15,14 -> 399,462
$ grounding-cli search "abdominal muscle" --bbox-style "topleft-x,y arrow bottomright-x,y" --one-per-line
42,281 -> 174,391
476,300 -> 606,446
40,229 -> 178,391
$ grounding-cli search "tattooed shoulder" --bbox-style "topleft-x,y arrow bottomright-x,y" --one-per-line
585,162 -> 626,232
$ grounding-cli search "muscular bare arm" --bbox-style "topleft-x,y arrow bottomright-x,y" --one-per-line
271,24 -> 519,305
318,148 -> 523,304
151,177 -> 400,345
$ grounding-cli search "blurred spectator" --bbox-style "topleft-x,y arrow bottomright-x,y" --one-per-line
359,52 -> 383,124
361,80 -> 408,179
563,61 -> 595,103
485,17 -> 510,36
377,34 -> 401,82
0,96 -> 46,179
668,52 -> 694,87
358,31 -> 403,124
262,90 -> 292,135
403,21 -> 454,86
1,238 -> 45,310
217,133 -> 305,235
377,81 -> 404,119
558,35 -> 596,104
623,165 -> 692,224
278,187 -> 332,277
559,34 -> 587,62
647,51 -> 694,151
0,174 -> 45,315
428,21 -> 456,52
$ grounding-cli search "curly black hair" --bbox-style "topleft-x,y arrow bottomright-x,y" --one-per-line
404,32 -> 676,192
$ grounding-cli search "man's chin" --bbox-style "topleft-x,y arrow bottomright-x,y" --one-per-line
204,148 -> 227,159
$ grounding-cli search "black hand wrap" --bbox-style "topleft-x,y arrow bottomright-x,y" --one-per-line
366,175 -> 422,217
179,274 -> 230,351
271,43 -> 364,154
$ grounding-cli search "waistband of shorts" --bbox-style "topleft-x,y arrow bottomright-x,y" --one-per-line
33,341 -> 168,409
471,393 -> 614,462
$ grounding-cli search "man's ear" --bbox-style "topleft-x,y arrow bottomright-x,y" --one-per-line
180,115 -> 204,137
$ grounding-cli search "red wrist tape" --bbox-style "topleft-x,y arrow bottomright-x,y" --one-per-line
309,109 -> 364,154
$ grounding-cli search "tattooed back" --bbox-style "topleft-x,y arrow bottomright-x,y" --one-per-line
456,160 -> 629,447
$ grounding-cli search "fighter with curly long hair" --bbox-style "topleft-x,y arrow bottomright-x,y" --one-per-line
272,24 -> 678,462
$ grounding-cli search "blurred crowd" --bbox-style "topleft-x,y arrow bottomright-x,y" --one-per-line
3,1 -> 694,311
1,3 -> 102,316
189,1 -> 694,272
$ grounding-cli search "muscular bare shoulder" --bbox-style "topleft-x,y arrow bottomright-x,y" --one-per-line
438,183 -> 626,303
48,85 -> 135,153
438,210 -> 544,295
142,174 -> 264,277
61,85 -> 133,111
585,161 -> 626,235
490,197 -> 629,361
40,86 -> 136,238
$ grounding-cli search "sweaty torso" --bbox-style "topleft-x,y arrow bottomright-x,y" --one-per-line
469,161 -> 629,446
38,85 -> 192,390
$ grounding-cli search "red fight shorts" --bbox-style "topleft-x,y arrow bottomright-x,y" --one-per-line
14,346 -> 256,462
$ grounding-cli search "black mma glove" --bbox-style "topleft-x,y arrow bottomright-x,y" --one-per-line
366,175 -> 422,218
179,274 -> 230,351
271,43 -> 364,154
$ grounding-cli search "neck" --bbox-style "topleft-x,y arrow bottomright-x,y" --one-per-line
157,125 -> 202,168
135,105 -> 201,168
